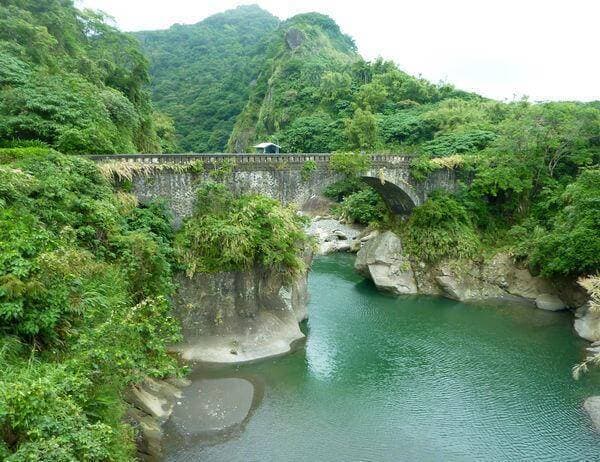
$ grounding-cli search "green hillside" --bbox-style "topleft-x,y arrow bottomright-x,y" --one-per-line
135,5 -> 279,152
0,0 -> 175,154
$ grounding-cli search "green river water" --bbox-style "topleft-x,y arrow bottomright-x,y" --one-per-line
166,254 -> 600,461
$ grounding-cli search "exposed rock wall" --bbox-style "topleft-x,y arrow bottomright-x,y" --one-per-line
171,257 -> 311,363
355,230 -> 584,307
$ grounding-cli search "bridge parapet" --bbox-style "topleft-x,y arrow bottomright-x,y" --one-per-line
86,153 -> 456,227
87,153 -> 415,168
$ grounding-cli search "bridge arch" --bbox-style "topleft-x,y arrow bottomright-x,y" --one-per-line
360,176 -> 420,215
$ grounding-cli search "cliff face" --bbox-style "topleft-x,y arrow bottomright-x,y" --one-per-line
172,259 -> 311,363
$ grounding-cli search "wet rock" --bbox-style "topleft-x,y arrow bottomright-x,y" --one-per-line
535,293 -> 566,311
168,378 -> 254,435
584,396 -> 600,432
125,377 -> 189,461
355,231 -> 417,295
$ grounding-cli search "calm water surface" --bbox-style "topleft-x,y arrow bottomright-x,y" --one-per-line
167,254 -> 600,461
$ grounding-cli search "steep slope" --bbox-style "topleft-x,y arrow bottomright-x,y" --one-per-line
135,5 -> 279,152
0,0 -> 168,154
227,13 -> 360,152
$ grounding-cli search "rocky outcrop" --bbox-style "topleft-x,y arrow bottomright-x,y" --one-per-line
535,293 -> 566,311
355,231 -> 417,295
353,230 -> 583,312
125,377 -> 190,461
166,378 -> 254,436
172,256 -> 311,363
308,218 -> 362,255
574,303 -> 600,342
285,28 -> 305,50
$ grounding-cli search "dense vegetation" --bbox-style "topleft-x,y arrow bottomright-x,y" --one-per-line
0,3 -> 599,457
135,5 -> 279,152
0,147 -> 180,460
0,0 -> 176,154
175,182 -> 310,278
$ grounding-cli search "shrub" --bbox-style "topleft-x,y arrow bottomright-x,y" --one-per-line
337,188 -> 387,225
529,168 -> 600,277
328,152 -> 371,177
404,191 -> 481,263
176,182 -> 310,278
300,159 -> 317,181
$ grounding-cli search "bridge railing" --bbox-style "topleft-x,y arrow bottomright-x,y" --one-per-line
86,153 -> 416,165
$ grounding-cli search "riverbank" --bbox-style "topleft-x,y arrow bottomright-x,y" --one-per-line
164,254 -> 600,461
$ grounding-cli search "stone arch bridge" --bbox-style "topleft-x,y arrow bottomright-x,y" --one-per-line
89,153 -> 458,226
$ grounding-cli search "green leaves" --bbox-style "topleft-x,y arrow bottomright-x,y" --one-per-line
0,148 -> 180,460
176,182 -> 309,278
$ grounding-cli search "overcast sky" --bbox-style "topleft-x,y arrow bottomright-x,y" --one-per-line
77,0 -> 599,102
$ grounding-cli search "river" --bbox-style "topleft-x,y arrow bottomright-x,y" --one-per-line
165,253 -> 600,461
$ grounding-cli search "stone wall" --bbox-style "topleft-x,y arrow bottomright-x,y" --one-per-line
91,154 -> 458,226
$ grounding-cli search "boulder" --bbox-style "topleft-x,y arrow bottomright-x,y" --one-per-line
535,293 -> 566,311
355,231 -> 417,295
574,303 -> 600,342
584,396 -> 600,432
168,378 -> 254,435
308,218 -> 362,255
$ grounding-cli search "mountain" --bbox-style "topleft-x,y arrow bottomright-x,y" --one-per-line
135,5 -> 279,152
138,6 -> 479,153
0,0 -> 172,154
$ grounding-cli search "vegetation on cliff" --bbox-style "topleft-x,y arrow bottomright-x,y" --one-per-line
175,182 -> 310,278
0,0 -> 176,154
0,147 -> 180,460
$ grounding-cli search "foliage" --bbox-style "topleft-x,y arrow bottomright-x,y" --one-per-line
175,182 -> 310,278
529,168 -> 600,277
300,159 -> 318,181
0,148 -> 180,460
0,0 -> 170,153
136,5 -> 279,152
328,152 -> 371,177
573,275 -> 600,379
336,188 -> 387,225
403,192 -> 481,263
345,108 -> 379,151
323,177 -> 368,201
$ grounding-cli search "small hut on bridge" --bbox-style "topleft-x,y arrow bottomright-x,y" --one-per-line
253,142 -> 280,154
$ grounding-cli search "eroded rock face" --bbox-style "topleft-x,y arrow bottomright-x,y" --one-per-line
352,231 -> 582,315
172,258 -> 311,363
125,377 -> 190,461
535,293 -> 566,311
285,28 -> 305,50
355,231 -> 417,295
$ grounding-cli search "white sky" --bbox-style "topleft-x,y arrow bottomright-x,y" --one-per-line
77,0 -> 599,102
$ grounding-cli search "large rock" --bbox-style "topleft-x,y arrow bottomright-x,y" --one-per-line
172,257 -> 311,363
125,377 -> 189,461
584,396 -> 600,432
308,218 -> 362,255
535,293 -> 566,311
355,231 -> 417,295
575,303 -> 600,342
433,264 -> 507,302
167,378 -> 254,435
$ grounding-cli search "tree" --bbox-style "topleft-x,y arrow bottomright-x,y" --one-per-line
345,108 -> 378,151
